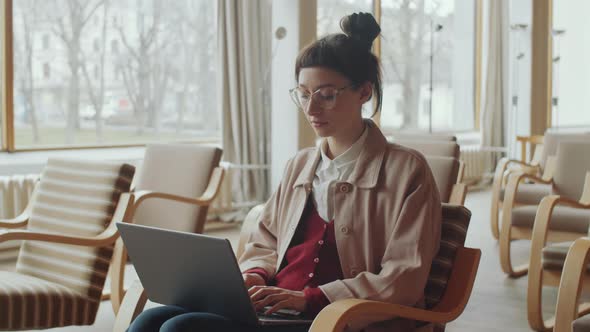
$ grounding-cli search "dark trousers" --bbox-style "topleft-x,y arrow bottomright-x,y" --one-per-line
127,305 -> 311,332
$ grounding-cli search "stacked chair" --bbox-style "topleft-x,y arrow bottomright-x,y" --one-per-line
490,132 -> 590,241
498,137 -> 590,277
523,141 -> 590,331
107,144 -> 224,313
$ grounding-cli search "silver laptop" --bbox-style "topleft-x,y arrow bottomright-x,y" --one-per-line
116,222 -> 313,326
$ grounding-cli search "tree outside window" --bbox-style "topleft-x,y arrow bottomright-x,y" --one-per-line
11,0 -> 218,148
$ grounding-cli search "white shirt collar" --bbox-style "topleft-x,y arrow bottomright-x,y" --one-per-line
319,124 -> 368,170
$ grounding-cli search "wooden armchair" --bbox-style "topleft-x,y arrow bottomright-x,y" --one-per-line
500,141 -> 590,277
0,158 -> 134,330
526,169 -> 590,331
309,204 -> 480,332
108,144 -> 224,314
553,237 -> 590,332
491,132 -> 590,240
115,204 -> 480,332
490,134 -> 545,240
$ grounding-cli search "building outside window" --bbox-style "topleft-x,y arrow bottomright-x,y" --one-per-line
8,0 -> 218,149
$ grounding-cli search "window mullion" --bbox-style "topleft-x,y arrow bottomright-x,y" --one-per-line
1,0 -> 15,152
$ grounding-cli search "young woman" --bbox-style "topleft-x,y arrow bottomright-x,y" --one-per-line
128,12 -> 441,332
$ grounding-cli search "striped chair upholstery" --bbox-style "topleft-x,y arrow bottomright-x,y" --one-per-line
0,158 -> 134,330
422,204 -> 471,331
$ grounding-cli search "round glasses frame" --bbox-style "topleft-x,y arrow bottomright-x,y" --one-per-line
289,84 -> 356,111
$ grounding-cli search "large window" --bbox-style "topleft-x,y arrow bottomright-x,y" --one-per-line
6,0 -> 218,150
317,0 -> 375,117
380,0 -> 477,133
551,1 -> 590,128
317,0 -> 374,38
317,0 -> 478,133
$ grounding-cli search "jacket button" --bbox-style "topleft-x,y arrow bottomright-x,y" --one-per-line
314,258 -> 320,263
318,240 -> 324,245
339,184 -> 350,193
308,273 -> 314,278
341,226 -> 349,234
350,269 -> 358,276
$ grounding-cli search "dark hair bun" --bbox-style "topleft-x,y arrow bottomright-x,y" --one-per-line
340,12 -> 381,50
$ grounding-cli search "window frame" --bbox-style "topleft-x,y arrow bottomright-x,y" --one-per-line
0,0 -> 220,152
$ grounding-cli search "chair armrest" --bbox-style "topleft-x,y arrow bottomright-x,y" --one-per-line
516,135 -> 544,163
0,189 -> 35,228
113,280 -> 148,332
310,299 -> 439,332
529,193 -> 590,267
449,184 -> 467,205
502,170 -> 553,213
0,224 -> 118,247
531,194 -> 590,249
310,247 -> 481,332
0,212 -> 29,228
581,172 -> 590,205
554,237 -> 590,332
516,135 -> 544,145
491,158 -> 540,204
0,192 -> 132,247
527,193 -> 590,328
129,167 -> 225,213
457,161 -> 465,184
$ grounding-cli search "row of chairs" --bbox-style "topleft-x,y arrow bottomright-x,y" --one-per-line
490,131 -> 590,331
0,134 -> 480,331
0,144 -> 226,330
114,134 -> 481,331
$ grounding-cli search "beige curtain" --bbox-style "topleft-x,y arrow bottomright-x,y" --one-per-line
218,0 -> 272,220
481,0 -> 509,169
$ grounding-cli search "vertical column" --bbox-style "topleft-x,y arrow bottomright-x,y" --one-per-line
271,0 -> 317,189
1,0 -> 15,151
530,0 -> 552,135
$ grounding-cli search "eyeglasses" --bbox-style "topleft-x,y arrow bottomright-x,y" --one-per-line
289,85 -> 355,111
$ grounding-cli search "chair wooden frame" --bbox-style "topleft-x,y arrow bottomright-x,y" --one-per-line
107,167 -> 225,314
490,135 -> 545,240
498,156 -> 558,277
114,203 -> 481,332
527,172 -> 590,331
517,135 -> 545,164
0,191 -> 134,329
554,237 -> 590,332
308,246 -> 480,331
0,192 -> 132,247
450,162 -> 467,206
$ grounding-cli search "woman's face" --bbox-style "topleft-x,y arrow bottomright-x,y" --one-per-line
297,67 -> 371,139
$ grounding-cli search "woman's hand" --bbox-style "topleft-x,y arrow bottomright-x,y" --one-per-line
248,286 -> 307,315
243,273 -> 266,289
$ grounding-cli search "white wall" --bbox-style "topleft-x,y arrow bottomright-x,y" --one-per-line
270,0 -> 317,190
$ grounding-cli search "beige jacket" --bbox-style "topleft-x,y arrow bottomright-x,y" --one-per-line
239,120 -> 442,331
